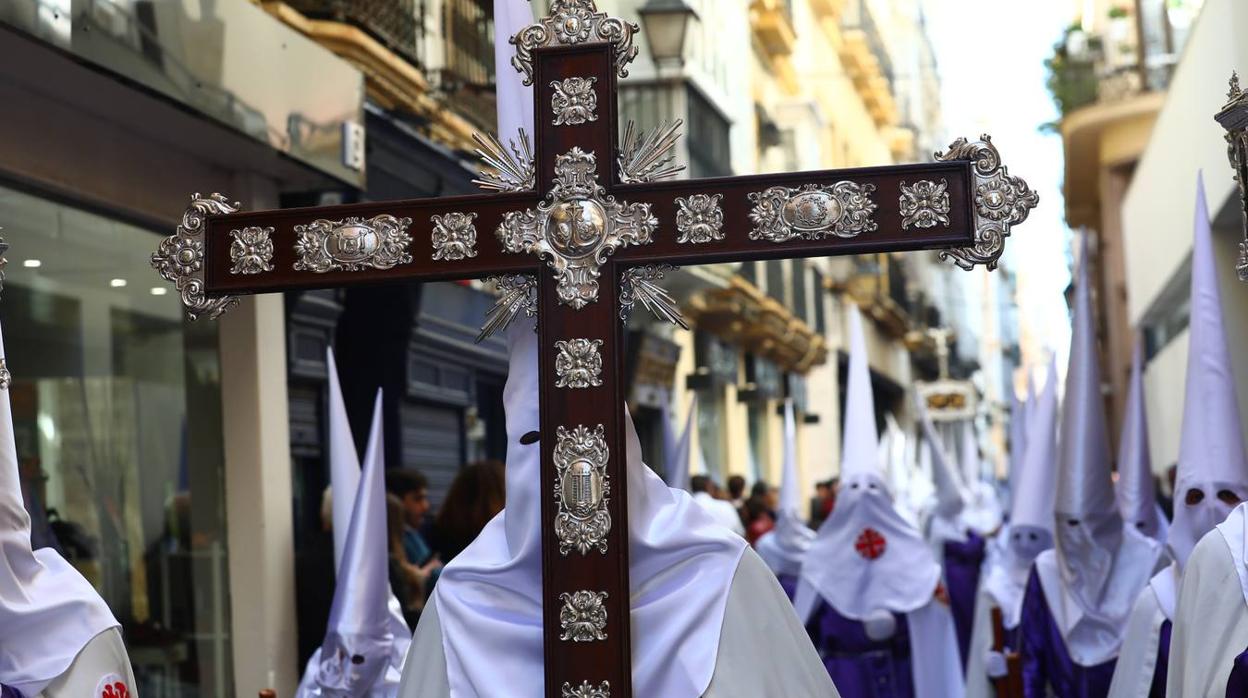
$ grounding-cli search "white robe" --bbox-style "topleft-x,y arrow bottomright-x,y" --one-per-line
965,585 -> 1000,698
1105,563 -> 1176,698
1168,521 -> 1248,697
692,492 -> 745,536
35,628 -> 136,698
398,549 -> 837,697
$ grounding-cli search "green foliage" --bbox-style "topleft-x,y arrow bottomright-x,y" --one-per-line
1045,27 -> 1100,118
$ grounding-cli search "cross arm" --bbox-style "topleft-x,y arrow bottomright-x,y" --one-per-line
611,136 -> 1037,272
152,189 -> 543,320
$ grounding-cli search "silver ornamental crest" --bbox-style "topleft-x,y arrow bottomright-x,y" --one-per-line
551,77 -> 599,126
294,215 -> 414,273
899,179 -> 951,230
555,339 -> 604,389
559,590 -> 608,642
431,212 -> 479,261
554,424 -> 611,555
496,148 -> 657,308
229,226 -> 276,275
934,135 -> 1039,271
748,182 -> 878,242
562,681 -> 611,698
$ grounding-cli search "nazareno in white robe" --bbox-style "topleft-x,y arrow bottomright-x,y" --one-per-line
1168,504 -> 1248,697
399,548 -> 835,697
1104,561 -> 1175,698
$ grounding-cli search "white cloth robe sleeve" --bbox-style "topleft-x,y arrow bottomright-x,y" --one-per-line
1167,527 -> 1248,698
965,587 -> 999,698
397,549 -> 838,697
906,599 -> 967,698
1105,587 -> 1165,698
35,627 -> 136,698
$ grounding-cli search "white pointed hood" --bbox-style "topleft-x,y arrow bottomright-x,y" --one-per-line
983,356 -> 1058,628
756,400 -> 816,577
1116,339 -> 1166,543
1166,174 -> 1248,570
1050,233 -> 1159,666
327,348 -> 361,569
0,320 -> 121,695
959,420 -> 1004,536
1007,384 -> 1028,510
431,317 -> 746,696
793,307 -> 941,623
662,393 -> 696,490
921,408 -> 969,546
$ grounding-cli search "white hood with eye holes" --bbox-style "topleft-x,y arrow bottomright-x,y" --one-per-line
1166,175 -> 1248,571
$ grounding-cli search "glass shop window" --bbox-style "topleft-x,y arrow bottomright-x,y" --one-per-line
1,184 -> 231,697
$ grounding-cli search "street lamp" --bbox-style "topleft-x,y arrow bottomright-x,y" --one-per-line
638,0 -> 699,68
1215,71 -> 1248,281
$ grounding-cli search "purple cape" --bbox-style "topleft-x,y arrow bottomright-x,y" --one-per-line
944,531 -> 987,667
1019,568 -> 1117,697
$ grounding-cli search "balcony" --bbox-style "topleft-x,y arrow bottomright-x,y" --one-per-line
688,277 -> 828,374
285,0 -> 423,66
838,0 -> 896,128
751,0 -> 796,57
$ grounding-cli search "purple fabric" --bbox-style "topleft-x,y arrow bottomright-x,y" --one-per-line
1,686 -> 21,698
1227,644 -> 1248,698
944,531 -> 987,667
1151,620 -> 1170,698
777,573 -> 799,601
1019,568 -> 1116,697
806,601 -> 915,698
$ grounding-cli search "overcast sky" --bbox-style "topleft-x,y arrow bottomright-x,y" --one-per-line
925,0 -> 1076,382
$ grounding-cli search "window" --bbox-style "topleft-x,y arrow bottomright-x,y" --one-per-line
2,184 -> 230,696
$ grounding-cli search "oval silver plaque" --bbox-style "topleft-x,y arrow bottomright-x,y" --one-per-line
561,458 -> 604,516
783,191 -> 843,232
325,223 -> 381,264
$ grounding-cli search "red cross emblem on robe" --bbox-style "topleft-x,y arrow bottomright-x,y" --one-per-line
854,527 -> 887,560
99,679 -> 130,698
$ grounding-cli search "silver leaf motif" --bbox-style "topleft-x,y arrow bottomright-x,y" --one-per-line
554,424 -> 611,556
620,265 -> 689,329
496,148 -> 657,309
511,0 -> 639,87
0,235 -> 8,298
555,339 -> 604,389
934,135 -> 1039,271
431,212 -> 479,261
293,215 -> 414,273
559,590 -> 608,642
473,130 -> 535,193
0,358 -> 10,390
562,681 -> 611,698
478,274 -> 539,343
618,120 -> 684,184
748,182 -> 878,243
1239,241 -> 1248,283
899,179 -> 951,230
551,77 -> 599,126
229,226 -> 276,275
151,193 -> 240,321
675,193 -> 725,244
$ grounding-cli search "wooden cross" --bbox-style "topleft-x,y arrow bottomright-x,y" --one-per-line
150,2 -> 1038,695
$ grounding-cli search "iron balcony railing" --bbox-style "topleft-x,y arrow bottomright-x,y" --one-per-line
287,0 -> 425,67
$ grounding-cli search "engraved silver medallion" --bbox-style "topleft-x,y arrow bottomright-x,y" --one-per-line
229,226 -> 276,275
675,193 -> 725,244
294,215 -> 414,273
899,179 -> 951,230
554,424 -> 611,555
555,339 -> 604,389
551,77 -> 599,126
559,590 -> 608,642
748,182 -> 878,242
431,212 -> 479,261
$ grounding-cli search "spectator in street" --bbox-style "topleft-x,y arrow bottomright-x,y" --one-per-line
387,493 -> 431,627
431,460 -> 506,564
385,469 -> 442,593
727,475 -> 747,509
690,475 -> 746,536
743,494 -> 775,545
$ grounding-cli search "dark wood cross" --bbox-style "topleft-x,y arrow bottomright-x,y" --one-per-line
150,2 -> 1038,695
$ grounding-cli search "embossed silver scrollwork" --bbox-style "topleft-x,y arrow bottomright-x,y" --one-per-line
511,0 -> 639,87
229,226 -> 276,275
559,590 -> 608,642
676,193 -> 725,244
552,77 -> 598,126
0,234 -> 8,298
431,212 -> 479,261
934,135 -> 1039,271
562,681 -> 611,698
293,215 -> 414,273
151,193 -> 240,321
899,179 -> 951,230
555,339 -> 604,389
0,358 -> 11,391
620,265 -> 688,329
554,424 -> 611,556
748,182 -> 878,243
496,148 -> 657,309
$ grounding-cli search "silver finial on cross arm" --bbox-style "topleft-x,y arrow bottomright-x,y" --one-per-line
511,0 -> 640,87
151,194 -> 241,321
934,135 -> 1039,271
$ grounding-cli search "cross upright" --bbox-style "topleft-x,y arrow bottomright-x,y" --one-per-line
151,2 -> 1038,695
